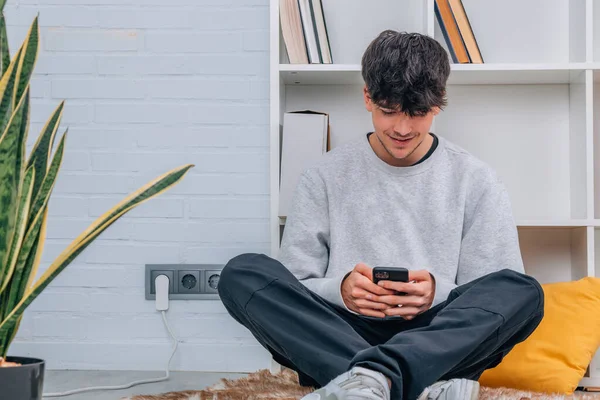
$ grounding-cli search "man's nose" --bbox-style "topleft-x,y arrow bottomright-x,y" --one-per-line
393,115 -> 412,135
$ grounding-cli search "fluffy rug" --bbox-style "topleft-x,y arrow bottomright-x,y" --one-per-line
121,368 -> 599,400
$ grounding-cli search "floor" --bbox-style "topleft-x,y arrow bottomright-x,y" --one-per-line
42,370 -> 248,400
42,370 -> 600,399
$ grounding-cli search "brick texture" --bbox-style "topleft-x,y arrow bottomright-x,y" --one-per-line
8,0 -> 270,372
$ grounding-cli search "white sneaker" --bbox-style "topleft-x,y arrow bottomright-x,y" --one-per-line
300,366 -> 391,400
417,378 -> 480,400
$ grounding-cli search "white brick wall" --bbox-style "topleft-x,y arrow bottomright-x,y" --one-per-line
7,0 -> 271,372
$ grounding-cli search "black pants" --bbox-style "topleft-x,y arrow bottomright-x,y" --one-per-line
217,253 -> 544,400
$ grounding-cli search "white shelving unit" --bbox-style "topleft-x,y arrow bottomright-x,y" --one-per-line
269,0 -> 600,386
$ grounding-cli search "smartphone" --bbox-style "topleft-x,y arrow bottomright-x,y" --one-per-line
372,267 -> 409,284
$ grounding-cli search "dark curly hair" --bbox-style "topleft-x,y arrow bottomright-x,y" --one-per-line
361,30 -> 450,117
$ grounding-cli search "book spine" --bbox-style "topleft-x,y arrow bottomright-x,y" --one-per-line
308,0 -> 323,63
434,1 -> 458,63
279,0 -> 309,64
315,0 -> 333,63
454,0 -> 483,63
297,0 -> 320,63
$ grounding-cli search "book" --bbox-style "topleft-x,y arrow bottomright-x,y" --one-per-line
434,0 -> 470,63
310,0 -> 332,64
448,0 -> 483,63
297,0 -> 321,63
280,0 -> 309,64
279,110 -> 330,217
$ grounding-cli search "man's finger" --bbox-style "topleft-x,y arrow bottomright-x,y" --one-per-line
354,263 -> 373,279
351,287 -> 371,299
384,306 -> 421,318
359,308 -> 386,318
408,269 -> 431,282
359,276 -> 396,296
352,287 -> 394,302
377,280 -> 425,296
373,295 -> 425,307
355,299 -> 389,310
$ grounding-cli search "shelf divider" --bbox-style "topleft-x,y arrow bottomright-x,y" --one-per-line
280,63 -> 589,85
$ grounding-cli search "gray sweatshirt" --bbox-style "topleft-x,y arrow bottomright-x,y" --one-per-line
277,132 -> 525,313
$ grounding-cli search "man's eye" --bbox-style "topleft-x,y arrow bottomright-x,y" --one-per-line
382,110 -> 395,115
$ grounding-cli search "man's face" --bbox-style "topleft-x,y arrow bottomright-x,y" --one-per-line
363,86 -> 439,167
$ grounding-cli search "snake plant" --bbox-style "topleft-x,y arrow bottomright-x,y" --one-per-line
0,12 -> 193,362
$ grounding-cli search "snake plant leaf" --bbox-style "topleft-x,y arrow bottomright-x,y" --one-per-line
1,130 -> 63,319
0,11 -> 10,76
3,315 -> 21,356
14,16 -> 38,108
0,165 -> 34,295
25,206 -> 47,296
0,206 -> 46,325
0,0 -> 6,12
26,101 -> 63,202
28,129 -> 66,227
0,87 -> 30,290
1,314 -> 22,359
0,206 -> 45,348
77,164 -> 193,245
4,128 -> 61,315
4,205 -> 45,323
0,46 -> 22,137
5,131 -> 62,317
0,164 -> 194,356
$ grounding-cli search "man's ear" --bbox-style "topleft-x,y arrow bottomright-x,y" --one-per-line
431,106 -> 441,116
363,85 -> 373,112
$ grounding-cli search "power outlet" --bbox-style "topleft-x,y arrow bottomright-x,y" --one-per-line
178,270 -> 200,294
145,264 -> 224,300
150,270 -> 174,294
204,270 -> 221,294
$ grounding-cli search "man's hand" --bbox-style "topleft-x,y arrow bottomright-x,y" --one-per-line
373,270 -> 436,320
341,263 -> 397,318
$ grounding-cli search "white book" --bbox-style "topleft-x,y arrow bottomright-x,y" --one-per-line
279,111 -> 329,217
311,0 -> 332,63
297,0 -> 321,63
279,0 -> 309,64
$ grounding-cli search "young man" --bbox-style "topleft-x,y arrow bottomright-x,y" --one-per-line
217,31 -> 544,400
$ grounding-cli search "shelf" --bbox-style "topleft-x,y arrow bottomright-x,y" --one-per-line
280,63 -> 589,85
516,220 -> 596,228
279,81 -> 588,219
519,227 -> 588,284
280,64 -> 363,85
281,217 -> 600,227
273,0 -> 600,380
278,0 -> 425,65
433,0 -> 585,64
595,72 -> 600,219
593,228 -> 600,375
591,71 -> 600,218
447,63 -> 587,85
435,82 -> 587,221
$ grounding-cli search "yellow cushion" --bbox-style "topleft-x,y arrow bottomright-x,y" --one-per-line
478,277 -> 600,394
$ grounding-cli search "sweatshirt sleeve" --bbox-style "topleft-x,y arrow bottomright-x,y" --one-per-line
277,168 -> 355,312
432,174 -> 524,307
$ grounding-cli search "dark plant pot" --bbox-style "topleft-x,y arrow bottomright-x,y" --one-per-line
0,356 -> 45,400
